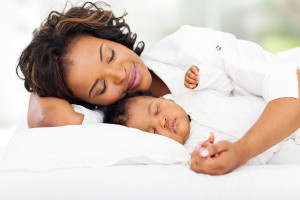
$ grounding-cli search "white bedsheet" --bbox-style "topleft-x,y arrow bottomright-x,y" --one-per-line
0,124 -> 299,200
0,164 -> 299,200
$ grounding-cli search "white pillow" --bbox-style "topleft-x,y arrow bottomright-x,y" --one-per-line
1,124 -> 190,171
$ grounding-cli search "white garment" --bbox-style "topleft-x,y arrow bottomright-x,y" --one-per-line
142,25 -> 299,102
144,25 -> 300,165
71,26 -> 300,164
164,92 -> 299,165
268,138 -> 300,165
72,104 -> 103,125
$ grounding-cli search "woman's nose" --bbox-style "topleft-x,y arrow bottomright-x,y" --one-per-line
107,65 -> 126,85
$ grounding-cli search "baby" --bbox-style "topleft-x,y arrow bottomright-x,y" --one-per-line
103,65 -> 213,151
103,90 -> 214,158
103,92 -> 191,144
104,65 -> 199,144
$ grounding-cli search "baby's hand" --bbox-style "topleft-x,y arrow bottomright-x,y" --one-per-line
184,65 -> 200,89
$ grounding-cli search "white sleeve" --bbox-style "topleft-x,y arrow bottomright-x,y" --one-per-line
214,36 -> 299,102
72,104 -> 104,125
142,25 -> 233,96
143,25 -> 299,102
188,60 -> 233,96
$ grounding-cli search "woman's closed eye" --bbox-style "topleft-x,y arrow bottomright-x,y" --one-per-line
108,50 -> 115,64
97,80 -> 106,95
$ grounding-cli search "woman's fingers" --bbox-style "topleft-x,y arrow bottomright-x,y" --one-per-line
191,141 -> 243,175
207,140 -> 230,156
196,140 -> 230,158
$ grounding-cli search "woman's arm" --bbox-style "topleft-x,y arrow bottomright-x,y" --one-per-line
191,70 -> 300,175
27,93 -> 84,128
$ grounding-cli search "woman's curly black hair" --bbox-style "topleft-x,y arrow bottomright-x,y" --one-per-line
16,1 -> 145,108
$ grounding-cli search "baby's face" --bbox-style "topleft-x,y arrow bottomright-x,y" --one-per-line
126,96 -> 190,144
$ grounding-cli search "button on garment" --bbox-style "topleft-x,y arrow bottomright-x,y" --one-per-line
216,45 -> 221,51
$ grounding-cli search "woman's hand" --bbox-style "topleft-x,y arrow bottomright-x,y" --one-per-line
28,93 -> 84,128
184,65 -> 200,89
190,140 -> 246,175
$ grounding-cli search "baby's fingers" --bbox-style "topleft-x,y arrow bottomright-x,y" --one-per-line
184,66 -> 199,89
184,81 -> 197,89
190,65 -> 199,75
185,73 -> 199,84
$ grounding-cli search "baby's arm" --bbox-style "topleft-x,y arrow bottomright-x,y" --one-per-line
184,65 -> 200,89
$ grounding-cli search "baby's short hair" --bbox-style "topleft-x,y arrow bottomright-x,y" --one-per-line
103,91 -> 156,126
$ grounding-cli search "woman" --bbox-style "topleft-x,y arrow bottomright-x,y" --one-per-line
17,1 -> 169,127
17,1 -> 300,175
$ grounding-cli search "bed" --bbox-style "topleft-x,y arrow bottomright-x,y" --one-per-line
1,46 -> 300,199
0,123 -> 299,200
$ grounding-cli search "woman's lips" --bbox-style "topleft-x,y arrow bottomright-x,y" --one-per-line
170,118 -> 177,133
127,65 -> 142,91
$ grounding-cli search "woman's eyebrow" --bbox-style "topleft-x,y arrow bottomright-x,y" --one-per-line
99,43 -> 104,62
89,79 -> 99,97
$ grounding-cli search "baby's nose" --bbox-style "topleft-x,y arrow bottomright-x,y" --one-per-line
160,117 -> 167,129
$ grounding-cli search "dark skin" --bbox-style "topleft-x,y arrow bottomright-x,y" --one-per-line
148,71 -> 171,97
27,34 -> 171,128
27,72 -> 169,128
27,93 -> 84,127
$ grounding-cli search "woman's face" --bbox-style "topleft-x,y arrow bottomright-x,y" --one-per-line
66,35 -> 152,105
126,96 -> 190,144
